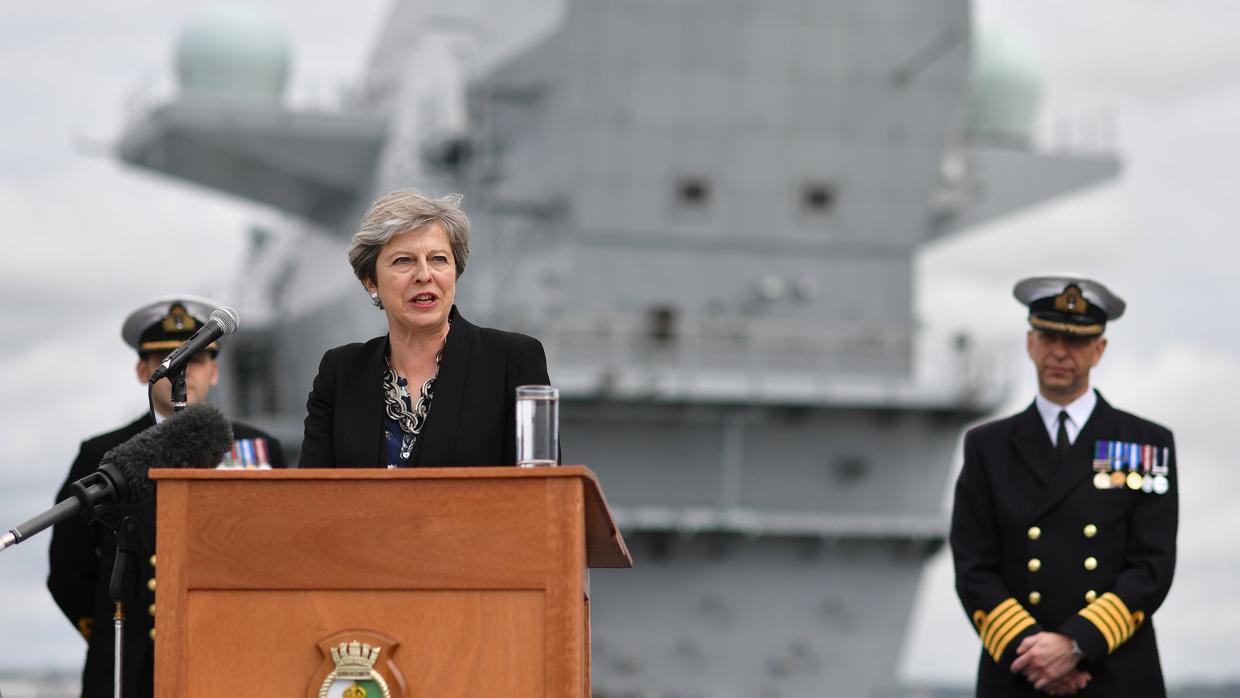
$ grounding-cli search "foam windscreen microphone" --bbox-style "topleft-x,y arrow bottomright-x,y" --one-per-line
0,404 -> 233,552
100,403 -> 235,502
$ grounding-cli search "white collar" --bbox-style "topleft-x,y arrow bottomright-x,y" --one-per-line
1034,388 -> 1097,437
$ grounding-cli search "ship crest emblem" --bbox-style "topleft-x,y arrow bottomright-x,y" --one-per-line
310,631 -> 406,698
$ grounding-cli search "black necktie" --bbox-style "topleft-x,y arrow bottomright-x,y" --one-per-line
1056,410 -> 1071,456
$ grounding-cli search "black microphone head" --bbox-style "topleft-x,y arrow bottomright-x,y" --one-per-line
209,307 -> 240,336
100,404 -> 235,503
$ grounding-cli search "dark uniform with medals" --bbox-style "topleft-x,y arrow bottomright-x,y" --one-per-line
950,277 -> 1177,697
46,297 -> 287,698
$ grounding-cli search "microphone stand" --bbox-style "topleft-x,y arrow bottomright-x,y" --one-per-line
146,365 -> 188,422
108,516 -> 141,698
131,365 -> 184,693
169,366 -> 188,414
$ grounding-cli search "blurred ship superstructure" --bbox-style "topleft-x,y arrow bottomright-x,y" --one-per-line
117,1 -> 1118,695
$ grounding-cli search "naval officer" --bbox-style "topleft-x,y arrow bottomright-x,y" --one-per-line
949,276 -> 1177,697
47,295 -> 287,698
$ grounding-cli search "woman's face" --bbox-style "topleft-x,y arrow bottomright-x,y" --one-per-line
367,223 -> 457,337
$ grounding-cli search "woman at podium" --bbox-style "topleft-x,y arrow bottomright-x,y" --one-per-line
298,189 -> 551,468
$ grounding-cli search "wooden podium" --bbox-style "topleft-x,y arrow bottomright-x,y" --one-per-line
149,466 -> 632,697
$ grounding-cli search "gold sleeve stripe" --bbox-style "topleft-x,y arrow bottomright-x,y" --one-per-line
981,601 -> 1020,648
1078,592 -> 1141,653
1096,596 -> 1133,644
1080,606 -> 1120,651
986,607 -> 1025,652
976,597 -> 1037,661
1099,593 -> 1133,622
989,615 -> 1036,661
979,598 -> 1020,642
974,598 -> 1012,641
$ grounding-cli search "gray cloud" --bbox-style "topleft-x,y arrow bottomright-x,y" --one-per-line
977,0 -> 1240,102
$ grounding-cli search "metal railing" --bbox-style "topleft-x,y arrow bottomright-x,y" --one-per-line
493,312 -> 1014,408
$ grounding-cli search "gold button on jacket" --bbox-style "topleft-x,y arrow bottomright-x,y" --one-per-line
1028,591 -> 1042,605
1084,556 -> 1098,571
1027,558 -> 1042,572
1083,524 -> 1098,538
1027,526 -> 1041,540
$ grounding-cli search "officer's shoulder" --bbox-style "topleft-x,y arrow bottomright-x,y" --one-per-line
964,409 -> 1026,443
79,415 -> 150,454
229,420 -> 280,443
1108,404 -> 1174,441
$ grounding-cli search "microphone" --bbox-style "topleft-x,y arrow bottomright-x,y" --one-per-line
0,404 -> 233,552
148,307 -> 240,383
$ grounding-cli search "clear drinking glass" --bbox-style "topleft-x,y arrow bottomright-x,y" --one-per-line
515,385 -> 559,467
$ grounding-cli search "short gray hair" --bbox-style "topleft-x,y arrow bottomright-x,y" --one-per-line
348,190 -> 471,284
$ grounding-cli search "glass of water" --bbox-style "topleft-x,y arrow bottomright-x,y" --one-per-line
515,385 -> 559,467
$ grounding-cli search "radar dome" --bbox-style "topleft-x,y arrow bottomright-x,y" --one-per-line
965,31 -> 1043,140
174,7 -> 291,101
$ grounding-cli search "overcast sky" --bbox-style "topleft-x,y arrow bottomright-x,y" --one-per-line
2,0 -> 1238,689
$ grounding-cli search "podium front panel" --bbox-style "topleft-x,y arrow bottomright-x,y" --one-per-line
180,478 -> 552,589
151,468 -> 616,697
188,590 -> 544,695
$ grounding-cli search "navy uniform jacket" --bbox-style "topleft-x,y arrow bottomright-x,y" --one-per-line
47,414 -> 286,698
299,307 -> 550,468
950,392 -> 1177,697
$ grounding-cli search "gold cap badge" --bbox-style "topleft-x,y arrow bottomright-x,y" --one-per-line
161,303 -> 199,333
1053,285 -> 1089,315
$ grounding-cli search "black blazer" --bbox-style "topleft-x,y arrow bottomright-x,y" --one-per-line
47,414 -> 285,698
949,392 -> 1177,697
299,308 -> 551,468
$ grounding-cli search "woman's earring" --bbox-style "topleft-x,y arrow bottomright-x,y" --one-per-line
370,292 -> 383,309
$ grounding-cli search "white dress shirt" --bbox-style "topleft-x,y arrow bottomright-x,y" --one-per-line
1034,388 -> 1097,448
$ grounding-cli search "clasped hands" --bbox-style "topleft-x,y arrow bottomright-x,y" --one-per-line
1010,632 -> 1091,696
